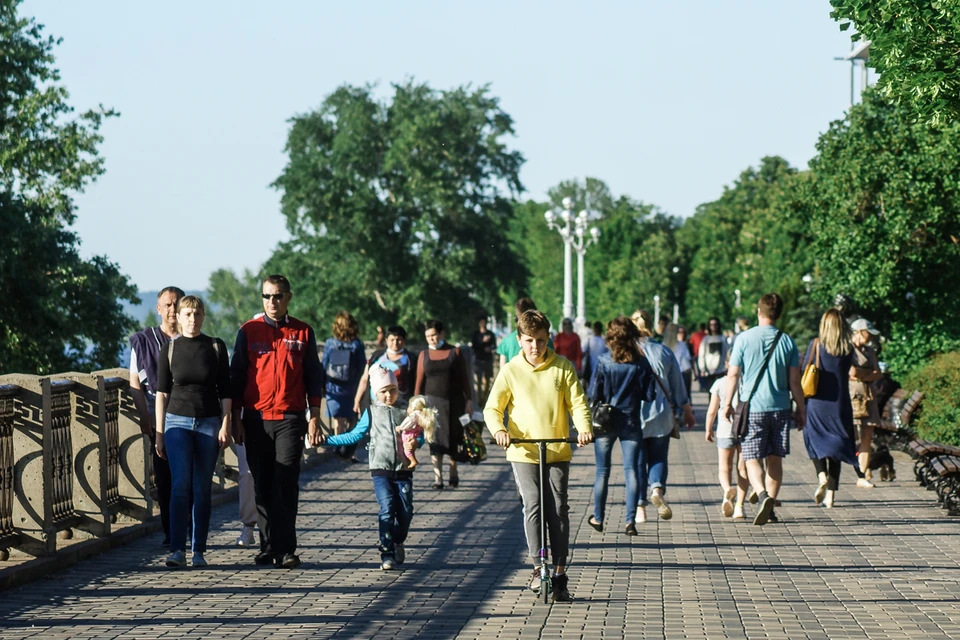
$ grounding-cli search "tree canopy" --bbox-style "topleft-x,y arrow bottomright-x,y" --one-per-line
267,81 -> 526,340
831,0 -> 960,123
0,0 -> 136,374
795,91 -> 960,370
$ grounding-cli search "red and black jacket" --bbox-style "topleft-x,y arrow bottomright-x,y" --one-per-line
230,314 -> 324,419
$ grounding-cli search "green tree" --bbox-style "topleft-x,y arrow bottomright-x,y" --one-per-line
0,1 -> 135,374
830,1 -> 960,123
268,81 -> 525,341
203,268 -> 262,345
795,91 -> 960,371
588,196 -> 681,325
678,157 -> 809,332
505,199 -> 559,322
509,178 -> 682,328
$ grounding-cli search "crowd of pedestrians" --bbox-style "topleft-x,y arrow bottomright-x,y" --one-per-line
129,281 -> 893,603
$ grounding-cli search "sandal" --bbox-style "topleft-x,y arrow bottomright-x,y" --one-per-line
587,516 -> 603,532
432,482 -> 444,490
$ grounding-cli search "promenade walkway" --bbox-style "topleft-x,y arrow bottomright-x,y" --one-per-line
2,392 -> 959,639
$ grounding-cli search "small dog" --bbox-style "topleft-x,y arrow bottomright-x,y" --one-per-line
869,444 -> 896,481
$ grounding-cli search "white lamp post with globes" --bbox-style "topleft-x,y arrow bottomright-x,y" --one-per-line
544,197 -> 600,334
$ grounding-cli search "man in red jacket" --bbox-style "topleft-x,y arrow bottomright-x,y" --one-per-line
553,317 -> 583,375
230,275 -> 325,569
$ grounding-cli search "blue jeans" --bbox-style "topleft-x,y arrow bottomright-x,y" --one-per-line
638,436 -> 671,504
593,425 -> 642,524
372,475 -> 414,559
165,414 -> 221,553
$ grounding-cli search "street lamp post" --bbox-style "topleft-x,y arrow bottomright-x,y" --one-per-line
671,266 -> 680,324
545,198 -> 600,334
653,295 -> 661,328
545,197 -> 576,322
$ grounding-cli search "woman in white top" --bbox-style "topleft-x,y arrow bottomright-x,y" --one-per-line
697,317 -> 729,389
704,360 -> 748,519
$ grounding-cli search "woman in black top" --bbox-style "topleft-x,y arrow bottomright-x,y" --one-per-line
155,296 -> 231,568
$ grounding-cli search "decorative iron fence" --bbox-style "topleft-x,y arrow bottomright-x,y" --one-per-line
0,371 -> 243,559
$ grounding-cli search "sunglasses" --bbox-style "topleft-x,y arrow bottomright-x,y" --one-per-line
261,293 -> 287,301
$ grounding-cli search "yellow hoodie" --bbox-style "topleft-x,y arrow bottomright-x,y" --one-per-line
483,349 -> 592,464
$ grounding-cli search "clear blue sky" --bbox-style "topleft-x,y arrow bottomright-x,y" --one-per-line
25,0 -> 856,292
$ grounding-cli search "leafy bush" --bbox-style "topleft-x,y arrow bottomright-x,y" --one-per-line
902,353 -> 960,447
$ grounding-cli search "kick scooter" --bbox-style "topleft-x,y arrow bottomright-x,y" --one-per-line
511,436 -> 585,604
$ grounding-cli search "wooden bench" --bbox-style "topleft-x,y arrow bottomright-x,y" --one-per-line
928,455 -> 960,516
909,439 -> 960,484
877,389 -> 924,450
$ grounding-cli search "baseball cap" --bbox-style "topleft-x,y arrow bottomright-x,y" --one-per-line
850,318 -> 880,335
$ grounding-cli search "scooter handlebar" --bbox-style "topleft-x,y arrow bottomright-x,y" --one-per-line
510,437 -> 583,444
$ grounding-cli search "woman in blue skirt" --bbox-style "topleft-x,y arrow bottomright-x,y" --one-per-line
802,309 -> 856,509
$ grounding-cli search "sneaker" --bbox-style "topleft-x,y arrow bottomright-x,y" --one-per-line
815,480 -> 828,505
236,524 -> 256,547
165,550 -> 186,568
857,478 -> 875,489
768,511 -> 780,524
277,553 -> 301,569
191,553 -> 207,568
254,551 -> 274,566
732,504 -> 745,519
753,493 -> 775,526
394,544 -> 405,565
587,516 -> 603,532
635,506 -> 647,524
650,490 -> 673,520
747,489 -> 759,504
721,487 -> 736,517
551,573 -> 572,603
529,569 -> 542,593
381,556 -> 395,571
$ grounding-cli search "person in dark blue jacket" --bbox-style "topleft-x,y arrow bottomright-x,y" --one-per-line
587,316 -> 657,535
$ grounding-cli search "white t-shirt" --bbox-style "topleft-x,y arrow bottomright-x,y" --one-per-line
709,377 -> 738,439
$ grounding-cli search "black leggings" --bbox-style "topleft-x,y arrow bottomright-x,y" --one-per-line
812,457 -> 841,491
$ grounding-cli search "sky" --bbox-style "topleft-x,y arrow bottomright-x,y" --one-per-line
24,1 -> 858,292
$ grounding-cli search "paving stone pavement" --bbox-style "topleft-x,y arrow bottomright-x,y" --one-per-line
2,392 -> 960,639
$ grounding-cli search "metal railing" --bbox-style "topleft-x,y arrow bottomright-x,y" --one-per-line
46,379 -> 78,533
0,385 -> 19,553
0,370 -> 244,560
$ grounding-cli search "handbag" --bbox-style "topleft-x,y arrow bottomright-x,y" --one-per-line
732,330 -> 784,439
801,338 -> 820,398
590,399 -> 615,434
850,346 -> 875,419
650,369 -> 682,439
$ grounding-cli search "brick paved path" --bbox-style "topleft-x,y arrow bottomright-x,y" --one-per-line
2,392 -> 960,639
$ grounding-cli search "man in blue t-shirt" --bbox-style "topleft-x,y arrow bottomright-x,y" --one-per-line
722,293 -> 805,526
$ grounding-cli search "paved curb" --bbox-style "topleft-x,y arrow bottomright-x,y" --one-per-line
0,447 -> 337,591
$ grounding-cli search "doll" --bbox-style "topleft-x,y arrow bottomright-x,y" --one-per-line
395,395 -> 436,469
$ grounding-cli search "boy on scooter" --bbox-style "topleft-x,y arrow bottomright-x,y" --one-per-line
483,310 -> 593,602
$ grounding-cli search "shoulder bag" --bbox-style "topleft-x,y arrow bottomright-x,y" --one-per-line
650,368 -> 681,439
732,330 -> 783,439
801,338 -> 820,398
589,360 -> 615,435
